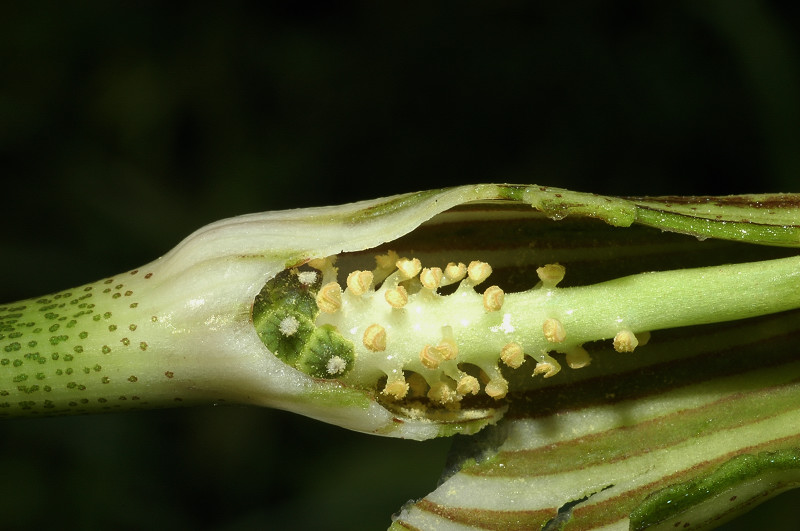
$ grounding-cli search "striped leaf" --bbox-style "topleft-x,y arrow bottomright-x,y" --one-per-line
386,186 -> 800,529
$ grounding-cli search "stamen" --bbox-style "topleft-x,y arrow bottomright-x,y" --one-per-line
533,355 -> 561,378
438,326 -> 458,360
396,257 -> 422,279
436,340 -> 458,361
307,258 -> 328,270
456,375 -> 480,396
308,256 -> 338,284
374,250 -> 400,270
467,261 -> 492,285
419,267 -> 443,290
484,378 -> 508,399
383,375 -> 409,400
420,345 -> 444,369
483,285 -> 504,312
479,365 -> 509,399
443,262 -> 467,283
537,263 -> 565,288
428,381 -> 459,404
543,318 -> 566,343
316,282 -> 342,313
385,286 -> 409,308
362,323 -> 387,352
565,346 -> 591,369
500,342 -> 525,369
406,372 -> 428,398
346,270 -> 373,296
613,329 -> 639,352
636,330 -> 651,347
373,251 -> 400,286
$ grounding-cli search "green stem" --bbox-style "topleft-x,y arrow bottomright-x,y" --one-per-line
0,268 -> 240,417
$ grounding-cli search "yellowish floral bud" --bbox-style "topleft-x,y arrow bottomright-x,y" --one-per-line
419,267 -> 443,290
537,263 -> 566,288
457,375 -> 480,396
483,285 -> 504,312
420,344 -> 443,369
500,342 -> 525,369
613,329 -> 639,352
484,378 -> 508,399
385,285 -> 408,308
346,270 -> 373,296
396,257 -> 422,279
543,318 -> 566,343
316,282 -> 342,313
565,346 -> 591,369
467,260 -> 492,285
444,262 -> 467,282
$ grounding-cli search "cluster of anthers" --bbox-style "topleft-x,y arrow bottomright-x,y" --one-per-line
253,251 -> 650,409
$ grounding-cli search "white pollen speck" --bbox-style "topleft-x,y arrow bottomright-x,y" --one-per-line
279,315 -> 300,336
497,313 -> 515,334
326,356 -> 347,375
298,271 -> 318,286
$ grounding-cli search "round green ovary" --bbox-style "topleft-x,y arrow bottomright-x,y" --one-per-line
252,268 -> 355,379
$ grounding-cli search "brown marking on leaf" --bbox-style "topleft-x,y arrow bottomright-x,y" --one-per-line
628,194 -> 800,210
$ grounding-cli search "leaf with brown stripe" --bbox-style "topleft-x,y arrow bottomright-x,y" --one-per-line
383,185 -> 800,530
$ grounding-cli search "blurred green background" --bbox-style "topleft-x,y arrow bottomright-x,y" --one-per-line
1,2 -> 799,529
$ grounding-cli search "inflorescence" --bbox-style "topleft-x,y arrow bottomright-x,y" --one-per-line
252,252 -> 649,409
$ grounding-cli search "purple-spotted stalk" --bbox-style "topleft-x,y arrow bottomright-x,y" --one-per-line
3,184 -> 800,528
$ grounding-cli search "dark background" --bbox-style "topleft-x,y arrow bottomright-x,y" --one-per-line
1,2 -> 799,529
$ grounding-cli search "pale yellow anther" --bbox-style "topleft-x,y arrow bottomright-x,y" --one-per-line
436,340 -> 458,361
419,345 -> 444,369
537,263 -> 566,288
428,381 -> 459,404
484,378 -> 508,399
362,323 -> 387,352
385,285 -> 408,308
565,346 -> 591,369
483,285 -> 504,312
396,257 -> 422,279
533,359 -> 561,378
444,262 -> 467,282
406,372 -> 428,398
316,282 -> 342,313
374,250 -> 400,270
457,375 -> 480,396
307,258 -> 328,270
419,267 -> 443,290
636,330 -> 651,347
543,318 -> 566,343
383,377 -> 409,400
500,342 -> 525,369
467,260 -> 492,284
346,270 -> 373,296
613,329 -> 639,352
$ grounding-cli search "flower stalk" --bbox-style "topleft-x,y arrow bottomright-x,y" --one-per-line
1,184 -> 799,443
